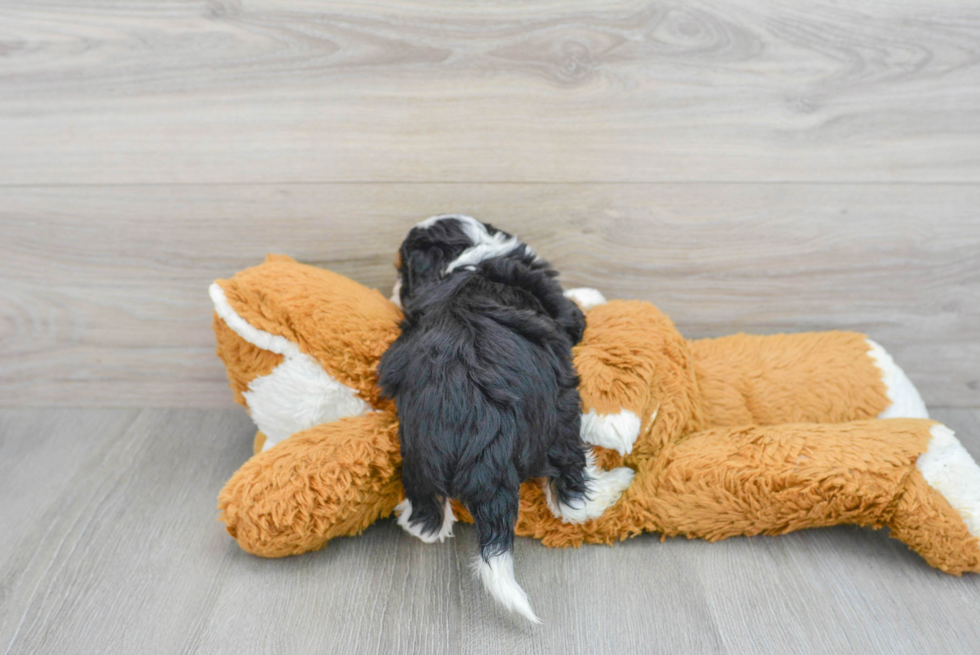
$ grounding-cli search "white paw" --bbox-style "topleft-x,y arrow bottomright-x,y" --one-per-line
394,498 -> 456,543
563,287 -> 607,310
917,424 -> 980,537
580,408 -> 645,455
866,339 -> 928,419
544,454 -> 635,524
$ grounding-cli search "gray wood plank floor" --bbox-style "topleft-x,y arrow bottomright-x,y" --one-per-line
2,407 -> 979,655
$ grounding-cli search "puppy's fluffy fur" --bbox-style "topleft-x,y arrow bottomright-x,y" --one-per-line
379,215 -> 590,623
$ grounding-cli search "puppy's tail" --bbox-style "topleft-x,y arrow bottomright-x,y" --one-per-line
469,486 -> 541,624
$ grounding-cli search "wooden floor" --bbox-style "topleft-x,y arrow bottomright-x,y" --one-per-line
2,0 -> 980,653
1,407 -> 979,654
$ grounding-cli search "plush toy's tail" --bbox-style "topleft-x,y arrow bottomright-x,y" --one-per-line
470,489 -> 541,624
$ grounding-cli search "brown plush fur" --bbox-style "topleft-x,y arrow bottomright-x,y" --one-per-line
220,412 -> 403,557
690,332 -> 889,427
213,256 -> 980,575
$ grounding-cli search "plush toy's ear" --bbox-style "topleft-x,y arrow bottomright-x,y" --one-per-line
212,256 -> 402,404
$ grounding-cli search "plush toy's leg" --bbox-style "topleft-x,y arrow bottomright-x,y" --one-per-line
892,424 -> 980,573
688,332 -> 926,427
643,420 -> 980,575
516,419 -> 980,575
218,411 -> 402,557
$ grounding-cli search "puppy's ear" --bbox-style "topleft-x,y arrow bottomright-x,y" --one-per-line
396,244 -> 412,303
403,248 -> 443,298
558,301 -> 586,345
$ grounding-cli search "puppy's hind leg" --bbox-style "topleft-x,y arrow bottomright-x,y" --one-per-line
545,389 -> 635,524
545,450 -> 635,524
394,463 -> 456,543
394,495 -> 456,543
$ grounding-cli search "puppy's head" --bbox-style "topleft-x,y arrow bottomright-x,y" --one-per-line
390,214 -> 533,309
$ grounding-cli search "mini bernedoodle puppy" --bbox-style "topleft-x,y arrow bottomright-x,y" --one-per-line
379,215 -> 633,623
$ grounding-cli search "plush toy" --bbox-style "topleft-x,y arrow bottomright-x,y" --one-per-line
210,255 -> 980,581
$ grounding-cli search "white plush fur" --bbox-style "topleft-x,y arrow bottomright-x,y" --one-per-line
473,551 -> 540,624
865,339 -> 929,419
544,452 -> 635,524
394,498 -> 456,544
580,408 -> 644,455
563,287 -> 607,310
416,214 -> 540,273
244,356 -> 371,450
917,425 -> 980,538
210,282 -> 371,450
389,277 -> 403,309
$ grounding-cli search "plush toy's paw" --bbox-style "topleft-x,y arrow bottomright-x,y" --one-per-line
580,408 -> 646,455
563,287 -> 607,310
544,455 -> 636,524
394,498 -> 456,544
917,424 -> 980,538
866,339 -> 929,419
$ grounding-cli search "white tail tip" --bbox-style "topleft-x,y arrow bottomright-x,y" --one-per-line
473,551 -> 541,624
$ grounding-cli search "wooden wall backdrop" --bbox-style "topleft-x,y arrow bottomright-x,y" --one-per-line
1,0 -> 978,408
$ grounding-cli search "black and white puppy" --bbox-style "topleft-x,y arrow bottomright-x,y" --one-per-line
379,215 -> 633,623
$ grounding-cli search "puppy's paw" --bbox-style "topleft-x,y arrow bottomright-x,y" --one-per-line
580,408 -> 646,455
563,287 -> 607,310
544,456 -> 635,524
394,498 -> 456,544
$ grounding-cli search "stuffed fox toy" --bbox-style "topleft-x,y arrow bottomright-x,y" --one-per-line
211,255 -> 980,607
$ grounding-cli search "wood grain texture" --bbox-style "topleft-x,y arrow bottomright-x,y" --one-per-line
2,183 -> 978,407
2,407 -> 980,654
0,0 -> 979,184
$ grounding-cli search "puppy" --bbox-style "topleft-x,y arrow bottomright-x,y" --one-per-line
379,215 -> 610,623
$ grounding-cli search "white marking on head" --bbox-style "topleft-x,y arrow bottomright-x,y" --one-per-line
414,214 -> 540,274
473,551 -> 541,623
